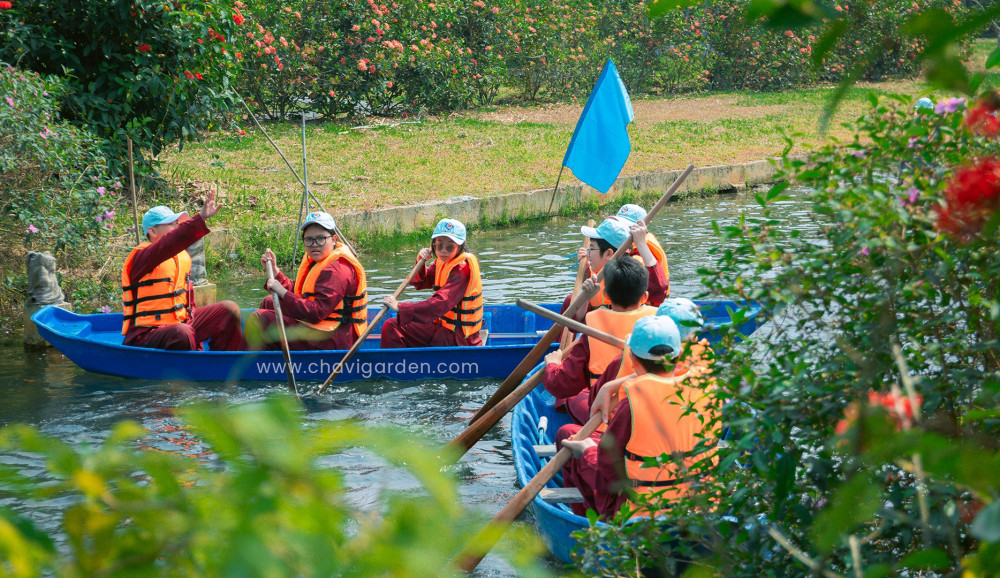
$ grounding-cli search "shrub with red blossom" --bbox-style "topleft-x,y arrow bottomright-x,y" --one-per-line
935,158 -> 1000,241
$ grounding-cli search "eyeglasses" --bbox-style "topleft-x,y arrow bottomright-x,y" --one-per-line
303,235 -> 333,247
433,240 -> 458,251
587,246 -> 601,253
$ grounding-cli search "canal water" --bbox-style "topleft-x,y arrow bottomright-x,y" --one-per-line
0,188 -> 817,574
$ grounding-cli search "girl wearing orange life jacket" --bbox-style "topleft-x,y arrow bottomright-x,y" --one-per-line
381,218 -> 484,348
557,315 -> 718,518
612,203 -> 670,297
560,216 -> 668,321
246,211 -> 368,351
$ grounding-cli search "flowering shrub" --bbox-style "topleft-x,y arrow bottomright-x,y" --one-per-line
0,0 -> 246,169
0,64 -> 118,254
572,93 -> 1000,574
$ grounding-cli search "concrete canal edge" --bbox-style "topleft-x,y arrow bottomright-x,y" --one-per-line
336,158 -> 787,236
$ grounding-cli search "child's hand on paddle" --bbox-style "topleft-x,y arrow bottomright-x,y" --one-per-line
562,438 -> 597,458
581,274 -> 599,297
577,245 -> 587,262
591,373 -> 633,423
630,219 -> 647,245
383,295 -> 399,312
261,249 -> 279,276
544,350 -> 562,366
418,248 -> 433,263
265,278 -> 287,298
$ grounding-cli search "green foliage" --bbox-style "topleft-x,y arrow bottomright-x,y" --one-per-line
572,91 -> 1000,574
0,64 -> 119,254
0,0 -> 245,168
0,396 -> 546,576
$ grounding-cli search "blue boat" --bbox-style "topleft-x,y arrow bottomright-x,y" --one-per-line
510,301 -> 765,563
31,303 -> 572,382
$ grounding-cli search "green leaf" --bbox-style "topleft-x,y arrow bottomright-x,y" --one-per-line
647,0 -> 700,20
811,473 -> 881,553
898,548 -> 952,571
986,46 -> 1000,70
971,500 -> 1000,543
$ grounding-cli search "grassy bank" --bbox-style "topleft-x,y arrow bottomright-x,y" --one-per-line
158,76 -> 940,233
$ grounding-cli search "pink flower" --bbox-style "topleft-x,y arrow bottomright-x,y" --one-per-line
96,186 -> 106,196
936,97 -> 966,114
26,224 -> 38,234
5,96 -> 12,107
100,306 -> 112,313
103,210 -> 115,221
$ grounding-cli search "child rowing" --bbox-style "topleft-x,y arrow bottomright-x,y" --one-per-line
612,203 -> 670,297
380,218 -> 484,348
245,211 -> 368,351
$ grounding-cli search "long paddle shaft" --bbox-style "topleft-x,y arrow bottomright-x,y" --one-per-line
267,259 -> 299,397
441,292 -> 618,459
127,139 -> 141,245
457,164 -> 694,436
560,219 -> 594,350
313,257 -> 427,394
454,414 -> 604,573
240,99 -> 359,259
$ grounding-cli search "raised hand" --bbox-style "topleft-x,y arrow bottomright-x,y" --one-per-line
200,186 -> 222,221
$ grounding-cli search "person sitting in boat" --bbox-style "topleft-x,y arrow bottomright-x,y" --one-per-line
245,211 -> 368,351
560,217 -> 667,321
543,256 -> 657,423
557,315 -> 718,518
612,203 -> 670,298
121,188 -> 245,351
380,218 -> 484,348
588,297 -> 712,425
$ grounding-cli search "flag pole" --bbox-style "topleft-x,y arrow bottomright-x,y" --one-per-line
545,165 -> 566,215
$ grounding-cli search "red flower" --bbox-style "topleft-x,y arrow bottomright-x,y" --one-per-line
184,70 -> 194,79
0,1 -> 13,9
195,72 -> 203,80
233,9 -> 245,25
137,43 -> 151,53
935,157 -> 1000,241
965,94 -> 1000,138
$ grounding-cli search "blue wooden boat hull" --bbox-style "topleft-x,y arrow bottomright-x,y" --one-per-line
32,300 -> 762,383
510,301 -> 764,563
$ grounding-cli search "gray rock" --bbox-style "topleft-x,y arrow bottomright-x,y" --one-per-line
25,251 -> 66,307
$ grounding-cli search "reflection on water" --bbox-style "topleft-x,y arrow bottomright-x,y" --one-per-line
0,188 -> 816,575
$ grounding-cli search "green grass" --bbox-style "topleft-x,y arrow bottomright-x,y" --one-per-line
156,74 -> 959,234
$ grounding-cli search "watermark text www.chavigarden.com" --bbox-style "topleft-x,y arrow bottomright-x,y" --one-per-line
256,359 -> 480,379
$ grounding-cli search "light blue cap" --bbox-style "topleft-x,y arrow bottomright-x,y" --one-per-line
432,218 -> 466,244
615,204 -> 647,224
142,206 -> 189,236
626,316 -> 681,360
914,97 -> 934,110
581,217 -> 630,248
656,298 -> 704,340
300,211 -> 337,232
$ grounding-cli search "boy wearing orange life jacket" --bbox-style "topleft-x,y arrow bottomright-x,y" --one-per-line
246,211 -> 368,351
612,204 -> 669,297
121,188 -> 245,351
557,315 -> 718,518
543,256 -> 657,422
560,216 -> 667,322
380,218 -> 484,348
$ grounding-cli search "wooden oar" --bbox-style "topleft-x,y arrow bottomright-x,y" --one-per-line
127,138 -> 141,245
442,292 -> 621,459
313,256 -> 427,395
560,219 -> 594,350
454,413 -> 604,572
449,164 -> 693,457
516,299 -> 626,349
266,258 -> 299,397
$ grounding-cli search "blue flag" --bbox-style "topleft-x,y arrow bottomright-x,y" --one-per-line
562,59 -> 634,194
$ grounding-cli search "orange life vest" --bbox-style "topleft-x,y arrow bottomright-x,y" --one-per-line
585,305 -> 656,385
674,339 -> 715,389
588,254 -> 649,309
121,242 -> 191,334
433,252 -> 483,337
293,246 -> 368,333
623,373 -> 716,501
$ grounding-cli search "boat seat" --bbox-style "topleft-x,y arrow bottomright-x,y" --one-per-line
533,444 -> 557,458
539,487 -> 584,504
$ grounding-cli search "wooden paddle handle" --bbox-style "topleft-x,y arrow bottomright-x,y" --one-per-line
314,256 -> 426,394
266,258 -> 299,397
517,299 -> 625,349
454,413 -> 604,573
560,220 -> 594,350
